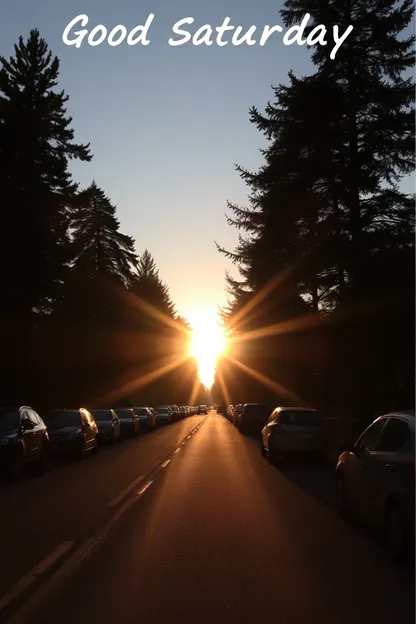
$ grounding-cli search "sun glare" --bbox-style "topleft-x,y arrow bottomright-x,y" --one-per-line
187,309 -> 226,389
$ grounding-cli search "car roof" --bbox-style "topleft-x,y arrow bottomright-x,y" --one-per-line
277,406 -> 317,412
377,411 -> 416,429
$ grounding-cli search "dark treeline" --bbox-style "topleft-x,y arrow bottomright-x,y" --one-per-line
0,30 -> 207,409
213,0 -> 415,423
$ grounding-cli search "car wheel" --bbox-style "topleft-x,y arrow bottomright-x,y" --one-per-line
93,438 -> 99,454
261,441 -> 266,457
336,474 -> 349,518
385,502 -> 406,560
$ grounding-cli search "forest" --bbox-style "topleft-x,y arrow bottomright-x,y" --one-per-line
0,30 -> 209,410
212,0 -> 415,425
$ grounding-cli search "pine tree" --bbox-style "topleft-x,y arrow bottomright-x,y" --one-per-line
71,181 -> 138,287
0,29 -> 92,319
132,250 -> 176,319
218,1 -> 414,413
281,0 -> 415,291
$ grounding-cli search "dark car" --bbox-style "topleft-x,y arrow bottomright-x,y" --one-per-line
0,406 -> 49,477
114,408 -> 140,438
238,403 -> 272,436
232,404 -> 244,426
335,411 -> 415,559
198,405 -> 208,415
155,406 -> 172,425
90,409 -> 121,444
133,407 -> 154,432
43,408 -> 99,459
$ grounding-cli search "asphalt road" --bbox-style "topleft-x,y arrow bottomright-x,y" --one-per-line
0,415 -> 205,605
2,412 -> 414,624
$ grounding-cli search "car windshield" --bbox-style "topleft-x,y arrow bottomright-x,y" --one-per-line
44,411 -> 81,429
280,411 -> 322,425
0,410 -> 19,433
135,408 -> 148,414
91,410 -> 112,421
157,408 -> 168,413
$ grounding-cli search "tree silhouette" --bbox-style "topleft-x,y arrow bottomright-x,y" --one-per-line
0,29 -> 91,320
72,181 -> 138,287
217,1 -> 415,416
132,250 -> 176,319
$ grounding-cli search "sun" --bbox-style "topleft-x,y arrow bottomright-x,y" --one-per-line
187,309 -> 227,389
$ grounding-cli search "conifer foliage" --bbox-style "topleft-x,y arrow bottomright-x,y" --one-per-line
216,0 -> 415,415
0,30 -> 198,407
0,29 -> 92,319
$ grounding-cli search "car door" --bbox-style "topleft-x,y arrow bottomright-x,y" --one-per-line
20,409 -> 37,460
346,418 -> 388,518
360,416 -> 413,524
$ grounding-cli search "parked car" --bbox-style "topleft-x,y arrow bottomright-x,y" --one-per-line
198,405 -> 208,415
238,403 -> 272,436
148,407 -> 157,428
133,407 -> 154,432
261,407 -> 325,459
335,410 -> 415,559
0,406 -> 49,476
44,408 -> 99,459
90,409 -> 121,444
232,405 -> 244,426
114,408 -> 140,437
155,406 -> 172,425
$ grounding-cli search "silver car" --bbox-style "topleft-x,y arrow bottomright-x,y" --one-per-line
261,407 -> 325,459
335,411 -> 415,559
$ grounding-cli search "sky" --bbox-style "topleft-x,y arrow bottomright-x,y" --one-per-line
1,1 -> 413,324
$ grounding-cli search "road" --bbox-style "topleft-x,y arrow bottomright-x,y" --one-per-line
1,411 -> 414,624
0,415 -> 205,609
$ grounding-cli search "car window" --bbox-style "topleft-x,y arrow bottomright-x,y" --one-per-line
376,418 -> 412,452
21,410 -> 31,427
355,419 -> 387,451
280,411 -> 322,425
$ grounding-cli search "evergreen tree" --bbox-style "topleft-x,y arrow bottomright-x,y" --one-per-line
0,29 -> 91,319
281,0 -> 415,291
218,1 -> 415,414
71,181 -> 138,287
132,250 -> 176,319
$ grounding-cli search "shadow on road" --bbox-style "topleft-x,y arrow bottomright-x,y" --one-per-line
245,435 -> 337,508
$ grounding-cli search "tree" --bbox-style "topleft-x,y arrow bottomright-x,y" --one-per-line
132,250 -> 176,320
281,0 -> 415,292
217,1 -> 415,415
0,29 -> 91,404
0,29 -> 92,319
72,181 -> 138,286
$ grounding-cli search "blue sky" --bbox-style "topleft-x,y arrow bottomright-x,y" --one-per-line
1,1 -> 413,322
